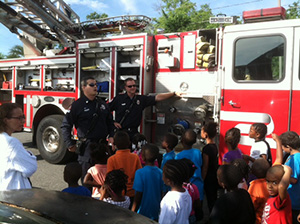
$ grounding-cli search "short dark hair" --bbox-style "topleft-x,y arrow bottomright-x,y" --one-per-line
203,122 -> 218,139
232,158 -> 250,181
181,129 -> 197,147
0,103 -> 22,133
124,78 -> 136,86
163,159 -> 192,186
164,133 -> 178,150
89,142 -> 109,164
218,164 -> 242,191
280,131 -> 300,151
81,76 -> 95,87
64,162 -> 82,184
251,123 -> 267,140
225,128 -> 240,150
105,169 -> 128,194
114,131 -> 131,149
252,158 -> 270,178
142,143 -> 159,163
267,165 -> 284,180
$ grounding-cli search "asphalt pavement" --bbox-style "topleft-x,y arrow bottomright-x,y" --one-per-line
13,131 -> 67,191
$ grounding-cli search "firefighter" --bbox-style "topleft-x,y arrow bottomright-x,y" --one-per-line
108,78 -> 181,140
61,76 -> 115,181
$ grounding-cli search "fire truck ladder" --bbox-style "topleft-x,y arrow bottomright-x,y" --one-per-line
0,0 -> 81,55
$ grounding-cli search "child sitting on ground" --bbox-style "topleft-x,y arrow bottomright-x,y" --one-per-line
182,158 -> 202,224
248,158 -> 270,224
222,128 -> 243,164
159,159 -> 192,224
62,162 -> 91,197
161,133 -> 178,169
210,164 -> 255,224
132,144 -> 164,221
100,169 -> 130,209
83,143 -> 109,199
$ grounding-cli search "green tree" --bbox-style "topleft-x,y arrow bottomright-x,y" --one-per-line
86,12 -> 108,20
153,0 -> 218,33
0,52 -> 5,59
286,1 -> 300,19
6,45 -> 24,58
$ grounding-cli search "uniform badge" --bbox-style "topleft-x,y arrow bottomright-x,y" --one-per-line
136,100 -> 140,105
84,107 -> 89,112
100,104 -> 106,110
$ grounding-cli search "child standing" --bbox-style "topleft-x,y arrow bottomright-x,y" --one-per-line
280,131 -> 300,224
132,144 -> 164,220
210,164 -> 255,224
62,162 -> 91,197
159,159 -> 192,224
245,123 -> 272,166
222,128 -> 243,164
201,122 -> 219,212
175,129 -> 204,206
83,143 -> 109,199
261,165 -> 292,223
161,133 -> 178,169
100,169 -> 130,209
232,158 -> 250,190
107,131 -> 142,203
248,158 -> 270,224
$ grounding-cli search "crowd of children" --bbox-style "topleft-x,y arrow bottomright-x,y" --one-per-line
60,122 -> 300,224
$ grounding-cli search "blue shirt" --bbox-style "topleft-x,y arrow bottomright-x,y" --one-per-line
175,148 -> 204,200
133,166 -> 163,220
62,186 -> 91,197
285,152 -> 300,210
161,150 -> 176,169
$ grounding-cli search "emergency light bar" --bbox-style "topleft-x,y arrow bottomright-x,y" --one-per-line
243,7 -> 286,23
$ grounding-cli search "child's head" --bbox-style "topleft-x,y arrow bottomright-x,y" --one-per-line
163,159 -> 191,187
63,162 -> 82,185
249,123 -> 267,140
251,158 -> 270,179
89,142 -> 109,164
104,169 -> 128,195
225,127 -> 240,150
201,122 -> 218,139
142,143 -> 159,163
232,158 -> 250,181
266,165 -> 284,196
113,131 -> 131,149
181,158 -> 197,182
162,133 -> 178,151
217,164 -> 243,191
181,129 -> 197,148
280,131 -> 300,152
132,133 -> 147,151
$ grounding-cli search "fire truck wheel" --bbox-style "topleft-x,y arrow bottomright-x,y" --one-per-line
36,114 -> 76,164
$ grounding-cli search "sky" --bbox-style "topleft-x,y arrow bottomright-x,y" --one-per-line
0,0 -> 297,55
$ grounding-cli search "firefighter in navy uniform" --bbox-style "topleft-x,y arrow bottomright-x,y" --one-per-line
61,76 -> 114,180
109,78 -> 180,140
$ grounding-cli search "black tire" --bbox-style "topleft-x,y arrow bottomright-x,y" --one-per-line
36,115 -> 76,164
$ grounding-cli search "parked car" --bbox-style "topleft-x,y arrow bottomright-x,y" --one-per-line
0,188 -> 156,224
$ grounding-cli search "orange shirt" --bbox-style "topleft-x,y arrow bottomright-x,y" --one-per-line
248,178 -> 269,224
107,149 -> 142,197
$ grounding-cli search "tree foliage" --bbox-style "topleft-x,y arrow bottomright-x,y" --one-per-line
6,45 -> 24,58
153,0 -> 218,33
86,12 -> 108,20
286,1 -> 300,19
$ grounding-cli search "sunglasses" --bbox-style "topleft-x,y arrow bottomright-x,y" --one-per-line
87,83 -> 97,87
8,115 -> 26,121
126,85 -> 137,88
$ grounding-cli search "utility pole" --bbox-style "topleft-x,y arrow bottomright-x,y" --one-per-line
278,0 -> 281,6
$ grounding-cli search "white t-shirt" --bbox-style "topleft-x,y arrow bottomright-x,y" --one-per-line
250,141 -> 268,160
159,189 -> 192,224
0,132 -> 37,190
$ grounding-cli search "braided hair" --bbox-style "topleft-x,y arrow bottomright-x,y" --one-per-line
104,169 -> 128,194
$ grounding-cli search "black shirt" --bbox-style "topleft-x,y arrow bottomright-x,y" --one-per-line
61,95 -> 115,148
108,93 -> 156,129
202,143 -> 219,184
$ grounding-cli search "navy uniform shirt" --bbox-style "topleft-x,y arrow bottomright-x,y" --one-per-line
62,95 -> 115,148
109,93 -> 156,129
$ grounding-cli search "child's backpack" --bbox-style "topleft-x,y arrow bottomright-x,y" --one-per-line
262,140 -> 272,167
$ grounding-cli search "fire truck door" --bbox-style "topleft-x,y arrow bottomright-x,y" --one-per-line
219,27 -> 293,159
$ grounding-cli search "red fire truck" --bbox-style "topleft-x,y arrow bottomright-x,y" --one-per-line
0,2 -> 296,164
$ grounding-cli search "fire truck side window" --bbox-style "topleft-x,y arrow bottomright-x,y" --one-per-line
234,35 -> 285,82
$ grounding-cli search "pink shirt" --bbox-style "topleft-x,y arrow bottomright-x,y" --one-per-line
87,164 -> 107,198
